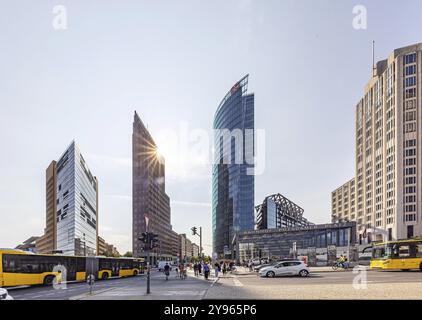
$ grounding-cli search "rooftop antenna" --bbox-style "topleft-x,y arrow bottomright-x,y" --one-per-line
372,40 -> 376,77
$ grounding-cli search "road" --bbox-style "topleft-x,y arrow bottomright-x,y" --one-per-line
7,269 -> 422,300
8,270 -> 214,300
204,269 -> 422,299
233,268 -> 422,285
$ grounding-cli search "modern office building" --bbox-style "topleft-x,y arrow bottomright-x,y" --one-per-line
37,141 -> 98,256
255,193 -> 313,230
132,111 -> 176,263
192,243 -> 200,258
178,234 -> 199,262
179,233 -> 193,262
331,178 -> 356,223
170,230 -> 181,260
97,236 -> 120,257
36,161 -> 58,254
212,74 -> 255,259
233,222 -> 357,266
97,236 -> 107,256
332,43 -> 422,243
16,236 -> 40,253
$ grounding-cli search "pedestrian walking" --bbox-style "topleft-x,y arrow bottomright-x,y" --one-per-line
214,262 -> 220,278
222,263 -> 227,276
203,263 -> 210,280
198,262 -> 202,275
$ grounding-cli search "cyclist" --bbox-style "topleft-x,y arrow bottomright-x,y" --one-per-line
179,263 -> 185,279
164,263 -> 170,280
334,255 -> 346,269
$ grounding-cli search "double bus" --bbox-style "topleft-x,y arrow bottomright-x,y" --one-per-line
0,249 -> 145,287
370,239 -> 422,271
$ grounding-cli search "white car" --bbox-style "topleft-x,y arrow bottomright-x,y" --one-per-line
157,261 -> 172,272
0,288 -> 13,301
259,260 -> 310,278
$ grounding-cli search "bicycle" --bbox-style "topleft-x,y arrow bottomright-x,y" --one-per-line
332,261 -> 349,270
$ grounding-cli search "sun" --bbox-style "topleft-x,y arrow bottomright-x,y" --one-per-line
154,146 -> 163,157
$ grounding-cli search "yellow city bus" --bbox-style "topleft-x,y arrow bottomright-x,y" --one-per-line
0,249 -> 145,287
370,239 -> 422,271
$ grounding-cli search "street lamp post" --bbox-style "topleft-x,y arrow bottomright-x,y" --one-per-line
146,248 -> 151,294
138,231 -> 158,295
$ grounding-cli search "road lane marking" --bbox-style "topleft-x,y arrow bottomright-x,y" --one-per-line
233,278 -> 243,287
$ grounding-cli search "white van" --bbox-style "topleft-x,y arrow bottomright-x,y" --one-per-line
158,261 -> 172,272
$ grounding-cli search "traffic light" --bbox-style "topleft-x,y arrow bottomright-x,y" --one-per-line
191,226 -> 197,236
138,232 -> 148,244
138,232 -> 159,250
150,233 -> 159,249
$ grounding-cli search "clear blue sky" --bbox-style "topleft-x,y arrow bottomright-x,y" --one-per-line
1,0 -> 421,255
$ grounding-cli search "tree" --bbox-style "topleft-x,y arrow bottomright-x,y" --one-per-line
106,251 -> 121,258
123,251 -> 133,257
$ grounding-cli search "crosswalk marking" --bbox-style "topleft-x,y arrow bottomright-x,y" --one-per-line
233,278 -> 243,287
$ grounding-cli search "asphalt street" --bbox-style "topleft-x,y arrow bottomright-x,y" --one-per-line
6,269 -> 422,300
235,269 -> 422,285
8,270 -> 213,300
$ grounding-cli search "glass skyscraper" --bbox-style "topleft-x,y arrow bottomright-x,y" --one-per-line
212,74 -> 255,258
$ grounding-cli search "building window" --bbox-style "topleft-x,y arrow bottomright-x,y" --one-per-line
407,225 -> 414,239
405,76 -> 416,87
404,53 -> 416,65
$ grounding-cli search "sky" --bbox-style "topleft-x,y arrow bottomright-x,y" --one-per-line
1,0 -> 422,256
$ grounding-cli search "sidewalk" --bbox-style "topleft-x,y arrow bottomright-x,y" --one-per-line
70,271 -> 215,300
70,288 -> 208,300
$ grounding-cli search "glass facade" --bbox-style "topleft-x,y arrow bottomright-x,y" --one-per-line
56,141 -> 98,256
266,198 -> 277,229
212,75 -> 255,258
235,222 -> 357,266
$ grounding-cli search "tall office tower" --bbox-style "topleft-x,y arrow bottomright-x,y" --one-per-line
37,141 -> 98,255
332,43 -> 422,243
212,75 -> 255,258
132,111 -> 174,263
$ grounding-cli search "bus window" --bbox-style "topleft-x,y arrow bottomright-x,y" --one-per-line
399,245 -> 410,258
99,259 -> 111,270
417,245 -> 422,258
2,255 -> 18,273
77,257 -> 86,272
